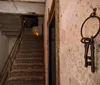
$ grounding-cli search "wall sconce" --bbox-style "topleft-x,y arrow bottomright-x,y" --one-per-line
80,8 -> 100,73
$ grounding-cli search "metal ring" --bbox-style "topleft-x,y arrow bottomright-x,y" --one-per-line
81,15 -> 100,38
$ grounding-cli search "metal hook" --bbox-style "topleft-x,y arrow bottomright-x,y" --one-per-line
90,8 -> 97,17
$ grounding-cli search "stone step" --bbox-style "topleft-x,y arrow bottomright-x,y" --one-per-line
19,48 -> 43,51
23,36 -> 42,39
22,38 -> 43,41
16,57 -> 43,59
7,76 -> 44,81
17,53 -> 43,56
19,46 -> 43,49
10,69 -> 44,74
13,63 -> 44,66
18,50 -> 43,53
20,42 -> 43,45
20,43 -> 43,47
16,55 -> 43,59
9,69 -> 44,78
12,64 -> 44,70
7,79 -> 44,85
20,45 -> 43,47
14,59 -> 44,64
18,49 -> 43,53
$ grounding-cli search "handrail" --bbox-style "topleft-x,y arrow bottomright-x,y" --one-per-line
0,25 -> 25,85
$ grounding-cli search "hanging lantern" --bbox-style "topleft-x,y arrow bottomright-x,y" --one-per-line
32,26 -> 39,36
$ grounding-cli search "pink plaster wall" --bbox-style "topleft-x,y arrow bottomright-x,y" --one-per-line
59,0 -> 100,85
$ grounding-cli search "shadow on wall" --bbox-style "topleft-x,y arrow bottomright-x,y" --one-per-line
0,31 -> 9,72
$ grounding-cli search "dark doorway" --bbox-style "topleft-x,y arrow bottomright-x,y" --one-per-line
23,15 -> 38,28
49,14 -> 56,85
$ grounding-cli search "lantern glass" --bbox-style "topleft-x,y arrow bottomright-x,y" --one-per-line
32,26 -> 39,36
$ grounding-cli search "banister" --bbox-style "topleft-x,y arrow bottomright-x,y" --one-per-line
0,25 -> 25,85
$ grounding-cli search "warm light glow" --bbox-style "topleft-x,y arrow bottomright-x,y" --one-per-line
32,26 -> 39,36
33,32 -> 39,36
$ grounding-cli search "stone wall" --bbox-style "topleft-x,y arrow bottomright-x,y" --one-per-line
59,0 -> 100,85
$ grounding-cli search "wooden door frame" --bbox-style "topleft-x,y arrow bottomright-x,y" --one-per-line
47,0 -> 60,85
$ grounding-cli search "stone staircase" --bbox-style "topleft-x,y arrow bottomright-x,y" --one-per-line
6,28 -> 45,85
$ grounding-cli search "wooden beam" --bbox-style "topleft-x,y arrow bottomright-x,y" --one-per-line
0,1 -> 45,15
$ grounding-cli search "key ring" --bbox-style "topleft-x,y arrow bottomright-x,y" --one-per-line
80,8 -> 100,73
81,8 -> 100,39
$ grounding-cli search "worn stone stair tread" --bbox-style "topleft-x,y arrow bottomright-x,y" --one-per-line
6,83 -> 45,85
19,48 -> 43,50
6,84 -> 45,85
15,58 -> 43,61
18,50 -> 43,53
16,56 -> 43,59
9,72 -> 44,78
7,79 -> 45,84
13,63 -> 44,66
12,64 -> 44,70
10,68 -> 44,72
15,57 -> 43,59
20,47 -> 43,49
20,42 -> 43,44
14,59 -> 43,63
9,70 -> 44,74
17,53 -> 43,55
20,45 -> 43,47
14,61 -> 43,64
9,71 -> 44,78
7,76 -> 44,81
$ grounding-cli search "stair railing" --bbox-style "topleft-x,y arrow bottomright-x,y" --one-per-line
0,24 -> 25,85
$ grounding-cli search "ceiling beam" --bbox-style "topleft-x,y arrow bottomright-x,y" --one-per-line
0,1 -> 45,15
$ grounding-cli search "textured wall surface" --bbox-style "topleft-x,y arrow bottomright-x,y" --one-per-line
0,33 -> 8,72
8,37 -> 16,54
44,0 -> 53,85
59,0 -> 100,85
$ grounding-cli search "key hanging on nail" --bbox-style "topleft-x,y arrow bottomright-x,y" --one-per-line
80,8 -> 100,73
